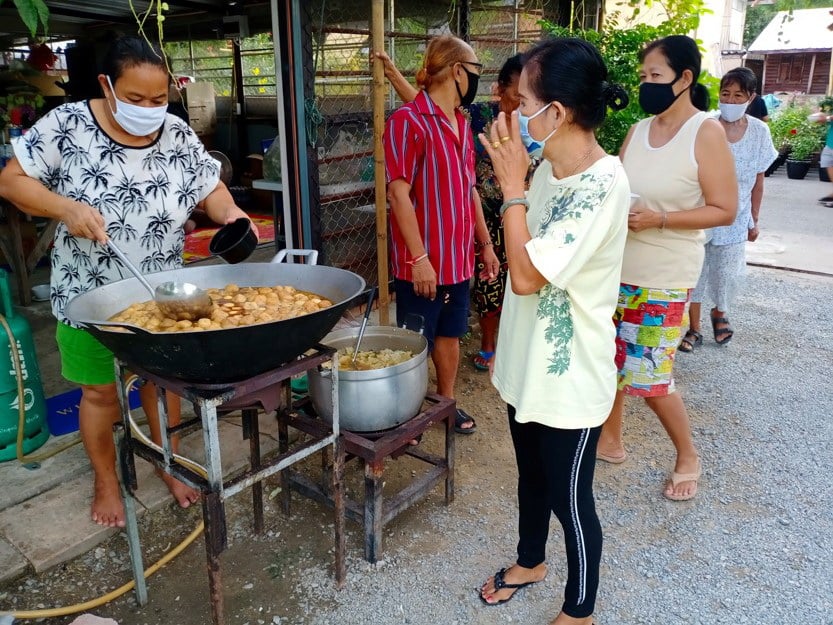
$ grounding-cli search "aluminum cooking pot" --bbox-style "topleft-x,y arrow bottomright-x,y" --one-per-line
307,326 -> 429,432
64,250 -> 366,383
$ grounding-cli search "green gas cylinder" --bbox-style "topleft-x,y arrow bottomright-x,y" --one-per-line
0,269 -> 49,461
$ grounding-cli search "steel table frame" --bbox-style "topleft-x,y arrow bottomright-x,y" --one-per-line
113,346 -> 345,625
280,393 -> 456,562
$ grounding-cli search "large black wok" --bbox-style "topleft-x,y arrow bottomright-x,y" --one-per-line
64,251 -> 365,383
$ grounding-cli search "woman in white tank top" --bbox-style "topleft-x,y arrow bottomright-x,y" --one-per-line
596,36 -> 738,502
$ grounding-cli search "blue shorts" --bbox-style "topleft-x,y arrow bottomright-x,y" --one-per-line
394,279 -> 470,350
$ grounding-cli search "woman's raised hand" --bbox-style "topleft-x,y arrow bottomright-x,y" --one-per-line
478,111 -> 530,199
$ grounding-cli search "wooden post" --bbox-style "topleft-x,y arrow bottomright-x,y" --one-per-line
808,53 -> 817,94
372,0 -> 390,325
828,47 -> 833,95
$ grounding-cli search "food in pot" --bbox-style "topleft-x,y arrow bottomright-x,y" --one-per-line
108,284 -> 333,332
332,347 -> 415,371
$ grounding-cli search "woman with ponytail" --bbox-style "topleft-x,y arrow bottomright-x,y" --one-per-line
597,35 -> 738,502
478,37 -> 631,624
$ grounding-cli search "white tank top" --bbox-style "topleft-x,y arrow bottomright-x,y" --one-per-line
621,111 -> 708,289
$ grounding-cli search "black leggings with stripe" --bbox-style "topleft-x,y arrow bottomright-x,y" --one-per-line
508,405 -> 602,619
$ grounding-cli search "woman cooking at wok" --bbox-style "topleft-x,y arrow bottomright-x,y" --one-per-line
0,35 -> 254,528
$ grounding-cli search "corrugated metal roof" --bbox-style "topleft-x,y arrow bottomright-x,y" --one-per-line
0,0 -> 236,45
748,7 -> 833,53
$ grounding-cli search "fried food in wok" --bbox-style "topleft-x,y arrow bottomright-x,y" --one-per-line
108,283 -> 333,332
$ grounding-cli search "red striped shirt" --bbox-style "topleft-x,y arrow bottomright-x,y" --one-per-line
384,90 -> 476,285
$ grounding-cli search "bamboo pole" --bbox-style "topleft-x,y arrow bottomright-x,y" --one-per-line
372,0 -> 390,325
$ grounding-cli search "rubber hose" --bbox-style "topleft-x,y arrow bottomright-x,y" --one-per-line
0,359 -> 209,620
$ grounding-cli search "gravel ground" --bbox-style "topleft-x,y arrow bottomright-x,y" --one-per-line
2,265 -> 832,625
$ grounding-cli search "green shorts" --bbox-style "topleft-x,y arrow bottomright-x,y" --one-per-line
55,322 -> 117,386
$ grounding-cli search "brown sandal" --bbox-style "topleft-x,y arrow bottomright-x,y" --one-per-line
678,330 -> 703,353
710,311 -> 733,345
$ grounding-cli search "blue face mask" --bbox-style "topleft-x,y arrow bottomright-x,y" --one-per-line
517,102 -> 556,159
518,112 -> 543,158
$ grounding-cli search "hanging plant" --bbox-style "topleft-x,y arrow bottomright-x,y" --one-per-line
1,0 -> 50,37
129,0 -> 175,78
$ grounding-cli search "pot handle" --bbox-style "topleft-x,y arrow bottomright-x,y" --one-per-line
270,249 -> 319,266
73,319 -> 154,335
401,313 -> 426,335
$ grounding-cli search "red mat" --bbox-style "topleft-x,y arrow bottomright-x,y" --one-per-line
183,215 -> 275,263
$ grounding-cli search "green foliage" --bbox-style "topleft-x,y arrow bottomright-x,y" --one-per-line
819,96 -> 833,113
769,103 -> 826,161
1,0 -> 50,37
743,4 -> 777,48
541,0 -> 711,155
743,0 -> 833,48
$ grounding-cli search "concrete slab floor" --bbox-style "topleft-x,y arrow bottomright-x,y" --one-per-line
0,537 -> 27,583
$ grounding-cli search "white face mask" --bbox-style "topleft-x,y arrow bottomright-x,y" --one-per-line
106,76 -> 167,137
718,100 -> 749,123
517,102 -> 558,156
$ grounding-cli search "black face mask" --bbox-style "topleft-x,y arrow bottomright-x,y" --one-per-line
638,76 -> 685,115
455,65 -> 480,107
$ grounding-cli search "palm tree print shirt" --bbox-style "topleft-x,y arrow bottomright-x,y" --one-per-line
13,101 -> 220,326
491,156 -> 630,429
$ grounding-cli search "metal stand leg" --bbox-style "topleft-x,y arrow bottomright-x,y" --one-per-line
114,422 -> 147,606
196,398 -> 227,625
278,416 -> 291,516
363,460 -> 384,563
445,409 -> 455,505
243,409 -> 264,534
202,491 -> 226,625
333,436 -> 346,588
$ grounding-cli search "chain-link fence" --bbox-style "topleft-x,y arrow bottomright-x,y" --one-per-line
165,1 -> 551,288
309,0 -> 549,288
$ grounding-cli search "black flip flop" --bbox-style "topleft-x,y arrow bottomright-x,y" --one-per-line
454,408 -> 477,434
480,567 -> 538,606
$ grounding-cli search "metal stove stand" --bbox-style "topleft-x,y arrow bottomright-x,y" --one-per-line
113,347 -> 345,625
281,393 -> 456,563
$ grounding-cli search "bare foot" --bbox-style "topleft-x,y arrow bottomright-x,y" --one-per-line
91,477 -> 126,528
480,563 -> 547,605
663,455 -> 701,501
158,470 -> 201,508
549,612 -> 594,625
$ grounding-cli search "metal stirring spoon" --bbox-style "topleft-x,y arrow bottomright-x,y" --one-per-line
106,239 -> 213,321
351,287 -> 377,367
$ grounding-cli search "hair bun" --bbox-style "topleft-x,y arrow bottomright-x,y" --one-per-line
602,82 -> 629,112
415,67 -> 429,89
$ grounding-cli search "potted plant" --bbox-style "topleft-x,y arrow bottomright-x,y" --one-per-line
769,103 -> 826,180
785,127 -> 824,180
